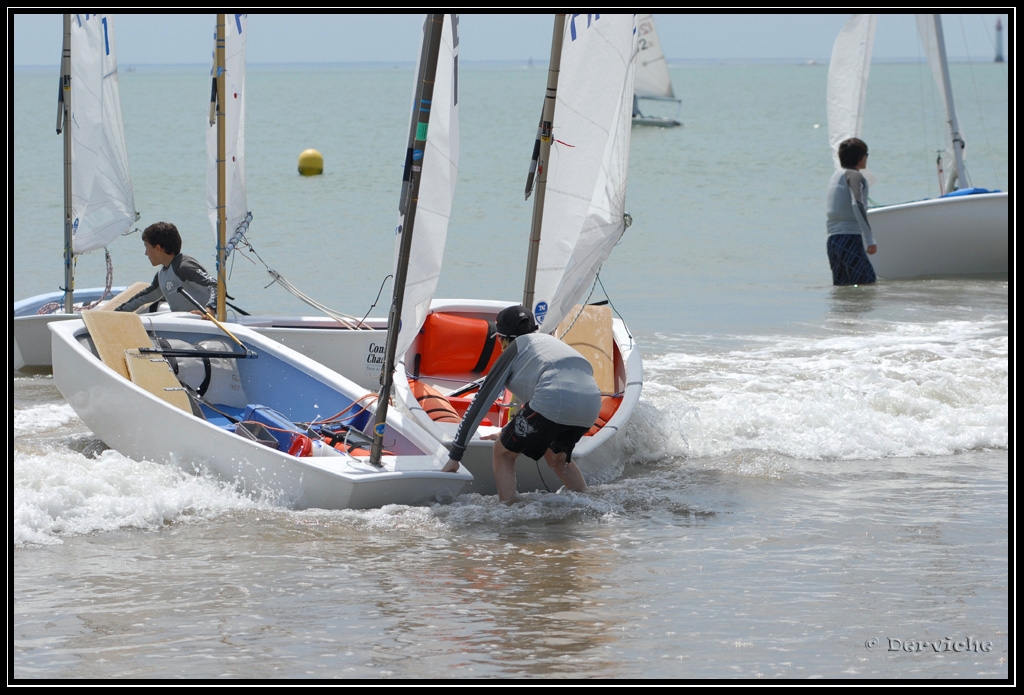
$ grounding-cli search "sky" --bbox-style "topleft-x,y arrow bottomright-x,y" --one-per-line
10,12 -> 1010,68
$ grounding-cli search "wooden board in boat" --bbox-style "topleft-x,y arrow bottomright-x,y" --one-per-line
81,309 -> 154,380
556,304 -> 615,394
125,349 -> 192,412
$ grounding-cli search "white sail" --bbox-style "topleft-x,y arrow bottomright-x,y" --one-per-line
531,14 -> 638,332
826,13 -> 876,169
394,14 -> 460,358
70,13 -> 136,255
634,13 -> 675,99
207,14 -> 249,251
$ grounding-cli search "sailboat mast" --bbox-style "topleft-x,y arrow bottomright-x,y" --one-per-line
59,14 -> 74,314
214,14 -> 228,321
930,14 -> 966,193
522,14 -> 566,312
369,14 -> 446,466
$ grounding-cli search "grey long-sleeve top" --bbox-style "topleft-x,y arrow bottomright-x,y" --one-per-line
448,332 -> 602,462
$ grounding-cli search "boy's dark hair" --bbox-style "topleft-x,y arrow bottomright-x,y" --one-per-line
141,221 -> 182,256
838,138 -> 868,169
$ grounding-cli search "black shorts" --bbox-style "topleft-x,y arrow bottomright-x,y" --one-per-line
499,403 -> 590,463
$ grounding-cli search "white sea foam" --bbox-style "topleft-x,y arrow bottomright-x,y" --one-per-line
634,318 -> 1008,462
13,402 -> 79,436
12,446 -> 258,546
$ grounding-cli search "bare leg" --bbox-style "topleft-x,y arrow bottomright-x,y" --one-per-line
492,439 -> 520,502
543,449 -> 588,493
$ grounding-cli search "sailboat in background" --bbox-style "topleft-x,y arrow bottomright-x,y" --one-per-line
13,13 -> 140,371
827,13 -> 1008,279
390,13 -> 644,496
632,13 -> 682,127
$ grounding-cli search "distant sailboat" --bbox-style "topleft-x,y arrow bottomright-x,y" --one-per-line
827,13 -> 1008,279
632,13 -> 682,127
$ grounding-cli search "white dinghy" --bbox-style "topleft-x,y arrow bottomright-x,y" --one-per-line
47,15 -> 473,509
49,310 -> 471,510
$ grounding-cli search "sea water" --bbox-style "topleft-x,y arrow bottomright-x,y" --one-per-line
12,57 -> 1009,679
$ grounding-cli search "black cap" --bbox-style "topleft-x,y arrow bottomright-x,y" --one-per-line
494,304 -> 538,338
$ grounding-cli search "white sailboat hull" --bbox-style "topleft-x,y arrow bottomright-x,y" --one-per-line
632,114 -> 681,128
867,191 -> 1008,279
49,314 -> 470,510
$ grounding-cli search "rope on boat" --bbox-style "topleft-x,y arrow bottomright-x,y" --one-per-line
35,248 -> 116,314
225,228 -> 376,330
224,213 -> 253,259
265,271 -> 372,330
297,392 -> 379,429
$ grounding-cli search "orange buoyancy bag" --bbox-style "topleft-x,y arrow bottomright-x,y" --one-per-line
409,380 -> 462,423
415,312 -> 500,377
586,395 -> 623,436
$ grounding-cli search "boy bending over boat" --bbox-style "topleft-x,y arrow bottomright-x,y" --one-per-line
443,304 -> 601,502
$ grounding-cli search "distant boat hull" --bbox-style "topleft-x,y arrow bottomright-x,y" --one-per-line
867,191 -> 1008,279
632,115 -> 681,128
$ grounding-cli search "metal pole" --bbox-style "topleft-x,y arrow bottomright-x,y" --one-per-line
369,14 -> 446,466
60,14 -> 74,314
215,14 -> 228,321
522,14 -> 565,312
931,15 -> 966,193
